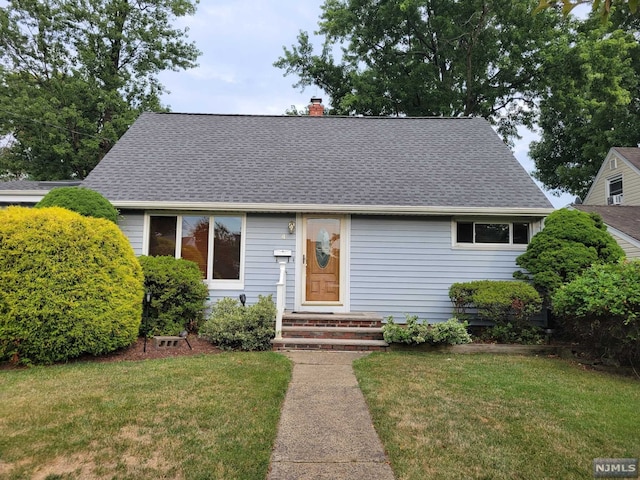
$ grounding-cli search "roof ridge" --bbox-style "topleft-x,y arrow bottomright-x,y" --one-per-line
145,111 -> 477,120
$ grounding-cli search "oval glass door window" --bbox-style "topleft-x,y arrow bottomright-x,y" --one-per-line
315,228 -> 331,268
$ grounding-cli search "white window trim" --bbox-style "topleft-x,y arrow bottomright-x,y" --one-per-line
451,219 -> 533,250
143,212 -> 246,290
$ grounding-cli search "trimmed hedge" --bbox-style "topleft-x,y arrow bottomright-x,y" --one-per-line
199,295 -> 276,351
553,260 -> 640,365
383,315 -> 472,346
0,207 -> 143,365
138,255 -> 209,336
449,280 -> 543,343
36,186 -> 119,223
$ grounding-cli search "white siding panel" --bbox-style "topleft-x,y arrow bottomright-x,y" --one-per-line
118,211 -> 145,255
350,216 -> 525,323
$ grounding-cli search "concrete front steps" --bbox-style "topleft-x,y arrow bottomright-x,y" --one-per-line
271,312 -> 389,352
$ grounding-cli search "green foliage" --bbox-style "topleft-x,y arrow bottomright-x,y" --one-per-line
537,0 -> 638,20
138,256 -> 209,336
35,186 -> 118,223
382,315 -> 472,346
0,0 -> 200,180
275,0 -> 565,142
552,260 -> 640,365
449,280 -> 542,323
0,206 -> 143,365
480,323 -> 544,344
531,15 -> 640,197
199,295 -> 277,351
515,209 -> 625,298
449,280 -> 542,344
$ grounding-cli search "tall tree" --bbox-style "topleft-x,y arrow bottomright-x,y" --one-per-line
275,0 -> 565,143
530,13 -> 640,198
537,0 -> 639,19
0,0 -> 200,180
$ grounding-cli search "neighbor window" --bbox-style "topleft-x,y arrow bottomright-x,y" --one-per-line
608,176 -> 623,197
147,214 -> 244,285
456,221 -> 529,245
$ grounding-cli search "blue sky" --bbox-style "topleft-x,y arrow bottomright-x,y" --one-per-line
158,0 -> 575,208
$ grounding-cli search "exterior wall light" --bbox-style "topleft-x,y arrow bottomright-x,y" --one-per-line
288,221 -> 296,234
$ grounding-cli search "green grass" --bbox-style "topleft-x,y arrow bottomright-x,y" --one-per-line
353,352 -> 640,480
0,353 -> 291,480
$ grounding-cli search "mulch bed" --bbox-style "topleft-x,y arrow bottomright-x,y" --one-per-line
0,336 -> 222,370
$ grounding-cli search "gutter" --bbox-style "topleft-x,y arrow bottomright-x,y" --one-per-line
111,201 -> 554,217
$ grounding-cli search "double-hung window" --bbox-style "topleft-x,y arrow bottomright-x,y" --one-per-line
146,214 -> 244,288
607,175 -> 623,204
455,221 -> 530,246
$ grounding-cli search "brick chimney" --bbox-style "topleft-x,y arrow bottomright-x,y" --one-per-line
308,97 -> 324,116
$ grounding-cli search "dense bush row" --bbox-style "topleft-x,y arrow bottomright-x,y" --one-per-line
553,260 -> 640,365
383,316 -> 472,346
0,207 -> 143,365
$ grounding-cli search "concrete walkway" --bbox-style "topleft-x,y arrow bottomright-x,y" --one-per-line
267,351 -> 395,480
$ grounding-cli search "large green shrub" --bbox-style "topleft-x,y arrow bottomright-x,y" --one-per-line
449,280 -> 543,343
138,256 -> 209,336
515,209 -> 625,299
382,315 -> 471,346
552,260 -> 640,365
36,186 -> 119,223
199,295 -> 276,351
0,207 -> 143,365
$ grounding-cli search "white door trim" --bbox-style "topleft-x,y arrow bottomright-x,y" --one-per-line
294,214 -> 350,313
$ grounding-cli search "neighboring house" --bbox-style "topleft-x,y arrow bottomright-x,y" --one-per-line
574,147 -> 640,258
78,102 -> 553,323
0,180 -> 81,206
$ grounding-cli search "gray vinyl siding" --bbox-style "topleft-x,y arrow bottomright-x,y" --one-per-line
206,213 -> 296,306
118,210 -> 145,255
350,216 -> 527,323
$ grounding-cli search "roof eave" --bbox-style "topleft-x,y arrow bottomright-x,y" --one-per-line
0,191 -> 48,203
112,201 -> 554,217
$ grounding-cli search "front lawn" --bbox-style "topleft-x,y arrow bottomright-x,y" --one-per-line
354,352 -> 639,480
0,353 -> 291,480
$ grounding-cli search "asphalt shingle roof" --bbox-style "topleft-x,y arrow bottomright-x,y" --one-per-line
614,147 -> 640,171
82,112 -> 552,210
573,204 -> 640,242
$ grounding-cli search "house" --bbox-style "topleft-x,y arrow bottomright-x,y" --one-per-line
79,100 -> 553,334
0,180 -> 81,207
573,147 -> 640,258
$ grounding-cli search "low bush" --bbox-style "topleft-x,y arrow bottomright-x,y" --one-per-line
383,315 -> 471,346
449,280 -> 543,344
552,260 -> 640,365
199,295 -> 276,351
35,187 -> 119,223
0,207 -> 143,365
138,256 -> 209,336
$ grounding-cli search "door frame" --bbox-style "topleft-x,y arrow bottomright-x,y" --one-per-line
294,213 -> 350,313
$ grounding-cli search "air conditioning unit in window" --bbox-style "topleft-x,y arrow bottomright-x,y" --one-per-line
608,194 -> 623,205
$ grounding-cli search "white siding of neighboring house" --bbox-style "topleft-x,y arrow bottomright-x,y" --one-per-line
585,152 -> 640,205
611,231 -> 640,258
349,215 -> 530,323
